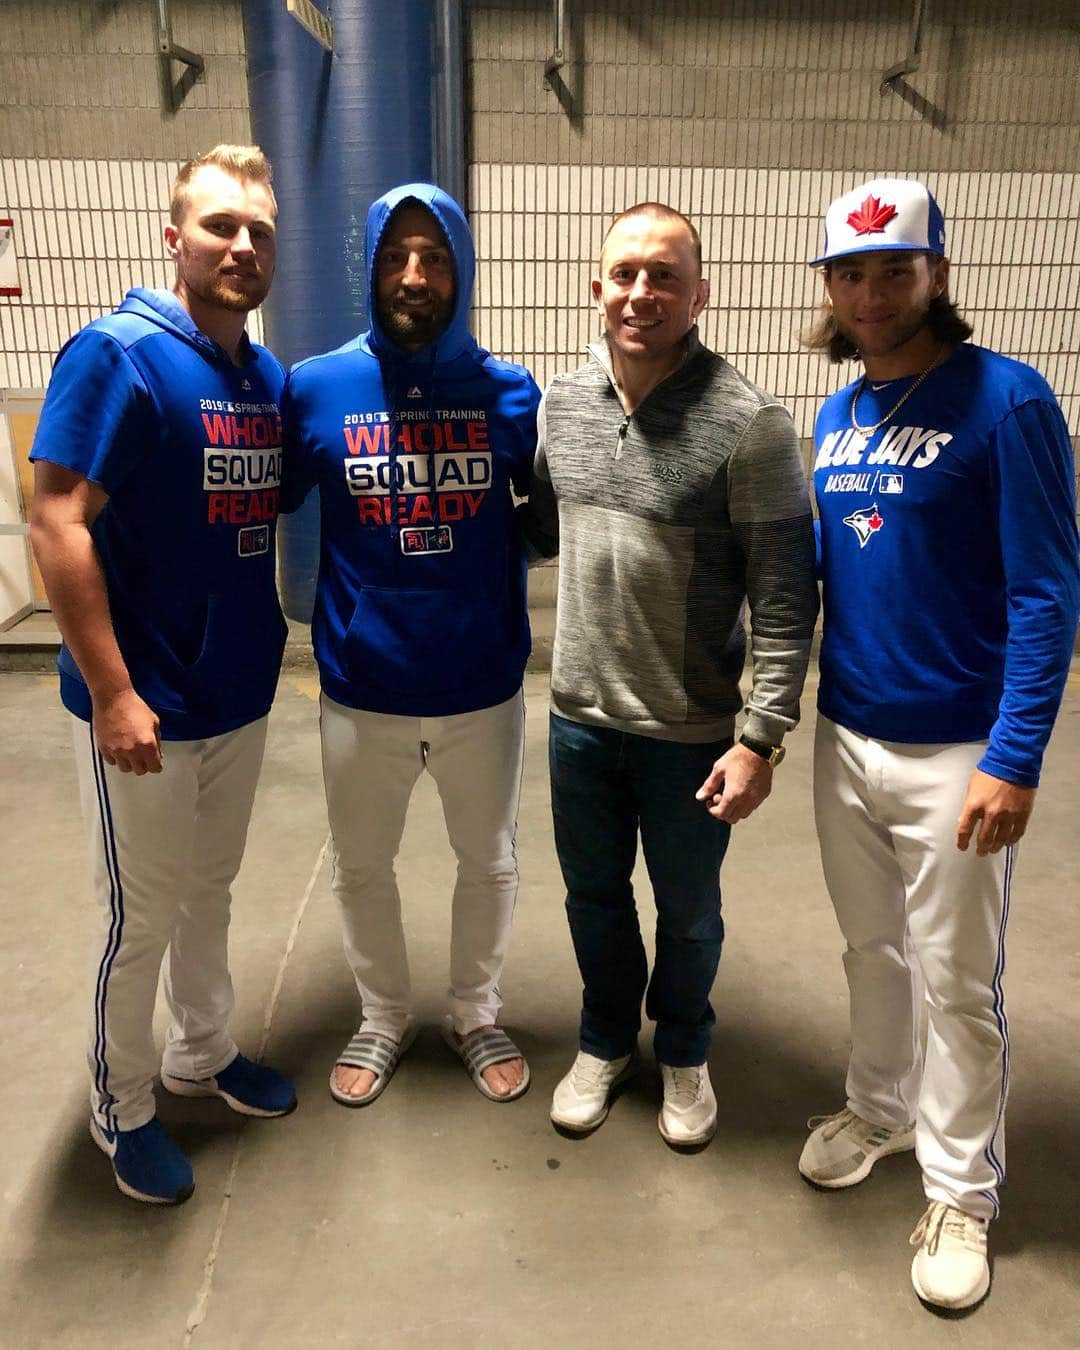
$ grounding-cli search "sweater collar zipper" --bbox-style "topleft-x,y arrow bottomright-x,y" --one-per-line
590,343 -> 700,460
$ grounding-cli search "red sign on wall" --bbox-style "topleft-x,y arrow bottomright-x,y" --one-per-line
0,219 -> 21,296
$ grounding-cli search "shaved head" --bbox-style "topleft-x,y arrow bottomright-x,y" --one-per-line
601,202 -> 702,274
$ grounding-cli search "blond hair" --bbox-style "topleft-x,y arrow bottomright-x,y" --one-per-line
170,144 -> 275,225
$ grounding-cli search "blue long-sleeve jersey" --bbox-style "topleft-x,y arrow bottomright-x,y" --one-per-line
282,183 -> 540,718
813,342 -> 1079,787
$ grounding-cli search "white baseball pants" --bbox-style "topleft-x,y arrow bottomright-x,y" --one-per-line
319,689 -> 525,1041
72,714 -> 268,1133
814,715 -> 1012,1222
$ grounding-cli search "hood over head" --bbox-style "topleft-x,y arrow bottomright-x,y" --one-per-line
364,183 -> 476,364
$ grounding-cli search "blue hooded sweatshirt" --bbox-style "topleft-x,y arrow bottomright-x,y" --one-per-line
281,183 -> 540,717
30,288 -> 288,739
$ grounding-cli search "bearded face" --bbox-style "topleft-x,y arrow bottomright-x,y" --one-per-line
167,165 -> 276,317
375,205 -> 455,352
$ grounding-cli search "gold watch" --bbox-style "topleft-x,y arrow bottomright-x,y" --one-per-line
739,735 -> 786,768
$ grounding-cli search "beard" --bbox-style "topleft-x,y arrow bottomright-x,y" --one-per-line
186,266 -> 271,314
378,290 -> 453,350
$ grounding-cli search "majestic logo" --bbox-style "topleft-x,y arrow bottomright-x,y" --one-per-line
842,503 -> 885,548
407,386 -> 423,399
847,195 -> 898,237
241,378 -> 252,391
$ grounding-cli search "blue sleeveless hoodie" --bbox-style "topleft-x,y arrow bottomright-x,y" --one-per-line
282,183 -> 540,717
30,288 -> 287,739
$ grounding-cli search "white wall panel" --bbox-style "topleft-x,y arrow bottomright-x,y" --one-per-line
470,164 -> 1080,439
0,158 -> 265,391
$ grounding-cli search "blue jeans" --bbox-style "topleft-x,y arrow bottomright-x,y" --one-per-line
549,713 -> 733,1067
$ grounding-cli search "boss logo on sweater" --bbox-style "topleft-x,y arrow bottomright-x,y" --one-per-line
652,462 -> 683,484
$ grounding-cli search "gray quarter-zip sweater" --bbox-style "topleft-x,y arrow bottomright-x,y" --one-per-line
522,331 -> 818,744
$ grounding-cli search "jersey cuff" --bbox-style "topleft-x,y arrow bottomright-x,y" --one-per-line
976,750 -> 1040,790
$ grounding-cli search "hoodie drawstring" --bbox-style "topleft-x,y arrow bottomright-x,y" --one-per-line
383,346 -> 441,559
424,347 -> 440,529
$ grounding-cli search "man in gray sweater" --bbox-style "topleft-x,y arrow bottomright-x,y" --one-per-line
522,203 -> 818,1146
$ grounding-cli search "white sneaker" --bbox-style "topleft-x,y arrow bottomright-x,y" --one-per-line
550,1050 -> 639,1133
798,1107 -> 915,1188
658,1062 -> 717,1147
909,1202 -> 990,1309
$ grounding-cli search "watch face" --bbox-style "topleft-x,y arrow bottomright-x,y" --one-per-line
771,745 -> 786,767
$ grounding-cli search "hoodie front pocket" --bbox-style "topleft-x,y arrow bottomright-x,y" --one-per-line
343,584 -> 515,700
185,586 -> 288,717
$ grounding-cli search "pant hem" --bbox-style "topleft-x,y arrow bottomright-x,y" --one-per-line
93,1101 -> 157,1134
161,1042 -> 239,1083
846,1096 -> 916,1131
923,1183 -> 996,1224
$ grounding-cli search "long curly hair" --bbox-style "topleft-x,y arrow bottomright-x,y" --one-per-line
803,258 -> 973,363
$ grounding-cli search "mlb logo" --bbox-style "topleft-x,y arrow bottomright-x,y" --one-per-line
238,524 -> 270,557
879,474 -> 903,495
401,525 -> 454,555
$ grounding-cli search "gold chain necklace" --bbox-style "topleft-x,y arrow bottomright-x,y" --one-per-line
850,346 -> 948,436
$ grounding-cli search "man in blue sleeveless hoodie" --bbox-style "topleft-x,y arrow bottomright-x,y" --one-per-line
30,146 -> 296,1207
283,184 -> 540,1106
798,179 -> 1079,1309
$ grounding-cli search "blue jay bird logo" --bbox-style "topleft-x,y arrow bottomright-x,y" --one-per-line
843,503 -> 885,548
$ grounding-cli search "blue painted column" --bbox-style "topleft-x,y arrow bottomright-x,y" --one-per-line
243,0 -> 465,619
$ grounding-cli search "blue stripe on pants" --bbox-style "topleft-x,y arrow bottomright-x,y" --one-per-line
89,724 -> 125,1133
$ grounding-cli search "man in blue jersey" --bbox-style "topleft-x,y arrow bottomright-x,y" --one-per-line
282,185 -> 539,1107
30,146 -> 296,1207
798,178 -> 1079,1309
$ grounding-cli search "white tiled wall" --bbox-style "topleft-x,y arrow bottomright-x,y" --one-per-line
2,157 -> 1077,446
0,158 -> 263,389
469,164 -> 1080,438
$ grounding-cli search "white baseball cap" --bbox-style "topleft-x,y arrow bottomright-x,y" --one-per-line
810,178 -> 946,267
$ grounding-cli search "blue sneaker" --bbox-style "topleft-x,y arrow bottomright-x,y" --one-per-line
90,1116 -> 194,1206
161,1053 -> 297,1118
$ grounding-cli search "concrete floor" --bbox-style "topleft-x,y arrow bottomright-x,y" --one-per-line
1,663 -> 1078,1350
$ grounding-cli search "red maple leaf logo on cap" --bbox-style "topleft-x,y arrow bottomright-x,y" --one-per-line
847,195 -> 898,236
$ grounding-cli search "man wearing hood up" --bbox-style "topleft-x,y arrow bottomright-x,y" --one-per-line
282,184 -> 540,1106
30,145 -> 297,1209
